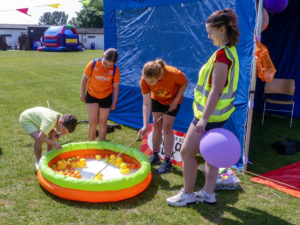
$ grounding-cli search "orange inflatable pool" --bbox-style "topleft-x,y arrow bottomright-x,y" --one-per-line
37,141 -> 152,202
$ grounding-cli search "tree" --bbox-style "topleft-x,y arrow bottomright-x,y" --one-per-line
68,0 -> 103,28
39,11 -> 68,25
69,7 -> 103,28
90,0 -> 103,10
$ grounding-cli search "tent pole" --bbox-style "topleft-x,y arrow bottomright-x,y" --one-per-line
243,0 -> 263,170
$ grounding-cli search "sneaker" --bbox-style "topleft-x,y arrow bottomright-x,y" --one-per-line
194,189 -> 216,205
167,188 -> 196,207
157,158 -> 172,174
149,152 -> 160,165
35,161 -> 39,171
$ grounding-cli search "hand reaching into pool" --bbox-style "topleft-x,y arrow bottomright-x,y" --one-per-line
54,142 -> 62,150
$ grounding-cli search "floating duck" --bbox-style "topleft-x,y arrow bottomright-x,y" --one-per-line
116,157 -> 123,163
79,158 -> 87,167
120,163 -> 130,174
92,173 -> 103,181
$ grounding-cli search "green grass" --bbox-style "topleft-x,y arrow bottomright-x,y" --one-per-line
0,50 -> 300,225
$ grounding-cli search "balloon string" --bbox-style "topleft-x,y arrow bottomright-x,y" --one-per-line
233,168 -> 300,191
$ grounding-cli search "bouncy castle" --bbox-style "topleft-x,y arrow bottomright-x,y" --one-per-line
38,25 -> 81,52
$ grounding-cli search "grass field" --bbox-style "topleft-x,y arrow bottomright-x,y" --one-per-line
0,50 -> 299,225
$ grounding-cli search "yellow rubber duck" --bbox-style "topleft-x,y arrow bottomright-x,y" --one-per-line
120,163 -> 130,174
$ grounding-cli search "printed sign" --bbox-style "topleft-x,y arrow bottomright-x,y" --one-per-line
141,124 -> 186,167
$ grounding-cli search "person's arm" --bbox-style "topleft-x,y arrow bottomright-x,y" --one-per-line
111,83 -> 119,110
37,131 -> 62,149
138,93 -> 151,137
195,62 -> 228,133
80,74 -> 89,102
169,81 -> 188,112
47,129 -> 59,151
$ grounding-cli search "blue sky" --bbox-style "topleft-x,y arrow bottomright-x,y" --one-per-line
0,0 -> 83,24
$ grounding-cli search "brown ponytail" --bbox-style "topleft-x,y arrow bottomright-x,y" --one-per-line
142,59 -> 165,78
206,8 -> 240,46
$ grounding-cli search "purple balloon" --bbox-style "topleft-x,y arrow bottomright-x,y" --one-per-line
200,128 -> 241,168
264,0 -> 288,14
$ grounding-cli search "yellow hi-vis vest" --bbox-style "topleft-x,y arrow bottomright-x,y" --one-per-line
193,46 -> 239,122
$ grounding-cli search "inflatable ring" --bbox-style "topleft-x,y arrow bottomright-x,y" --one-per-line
37,141 -> 152,202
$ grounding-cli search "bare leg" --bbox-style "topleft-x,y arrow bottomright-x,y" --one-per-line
152,112 -> 163,150
162,115 -> 176,158
30,131 -> 43,162
86,103 -> 99,141
204,162 -> 219,194
98,107 -> 111,141
181,123 -> 204,194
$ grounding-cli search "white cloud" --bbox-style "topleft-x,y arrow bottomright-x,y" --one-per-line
0,0 -> 83,24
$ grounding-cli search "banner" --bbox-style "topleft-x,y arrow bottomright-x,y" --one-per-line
16,8 -> 30,16
0,4 -> 61,16
140,124 -> 186,167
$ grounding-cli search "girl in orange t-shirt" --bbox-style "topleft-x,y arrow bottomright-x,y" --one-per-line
80,48 -> 120,141
139,59 -> 188,174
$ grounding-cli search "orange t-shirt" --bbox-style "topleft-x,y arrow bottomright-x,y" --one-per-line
84,59 -> 120,99
140,65 -> 187,105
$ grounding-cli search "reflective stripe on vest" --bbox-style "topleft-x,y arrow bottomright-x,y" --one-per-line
193,46 -> 239,122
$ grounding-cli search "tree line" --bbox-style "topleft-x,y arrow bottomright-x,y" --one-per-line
39,0 -> 103,28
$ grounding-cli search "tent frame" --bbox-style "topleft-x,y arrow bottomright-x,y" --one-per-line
243,0 -> 263,170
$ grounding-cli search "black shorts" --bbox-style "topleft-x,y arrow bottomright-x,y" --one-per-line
151,99 -> 180,117
192,117 -> 226,131
86,92 -> 112,108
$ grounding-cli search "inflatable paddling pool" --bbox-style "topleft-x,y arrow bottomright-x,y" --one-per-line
37,141 -> 152,202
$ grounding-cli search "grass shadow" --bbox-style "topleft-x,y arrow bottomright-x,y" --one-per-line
185,189 -> 242,224
148,166 -> 181,191
213,205 -> 293,225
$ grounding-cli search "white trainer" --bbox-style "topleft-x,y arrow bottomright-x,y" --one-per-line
194,189 -> 216,205
167,188 -> 196,207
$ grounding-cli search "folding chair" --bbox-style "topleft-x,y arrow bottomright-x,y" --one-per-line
262,78 -> 295,128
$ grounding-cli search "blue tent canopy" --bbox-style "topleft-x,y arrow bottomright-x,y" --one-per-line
104,0 -> 256,168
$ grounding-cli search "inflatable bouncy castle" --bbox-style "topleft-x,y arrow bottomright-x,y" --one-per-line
38,25 -> 81,52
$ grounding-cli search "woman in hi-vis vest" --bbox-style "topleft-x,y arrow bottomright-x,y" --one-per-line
167,8 -> 240,207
